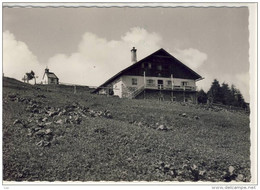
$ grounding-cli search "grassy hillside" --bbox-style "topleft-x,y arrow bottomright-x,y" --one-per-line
3,77 -> 251,182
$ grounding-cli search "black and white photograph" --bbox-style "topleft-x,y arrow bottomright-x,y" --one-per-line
2,2 -> 257,187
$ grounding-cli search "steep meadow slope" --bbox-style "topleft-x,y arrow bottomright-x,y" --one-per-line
3,77 -> 251,182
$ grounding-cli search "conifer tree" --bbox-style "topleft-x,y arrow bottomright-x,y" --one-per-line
197,89 -> 208,104
220,83 -> 233,105
207,79 -> 222,103
207,80 -> 246,108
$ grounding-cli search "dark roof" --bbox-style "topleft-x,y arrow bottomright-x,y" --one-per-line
93,48 -> 202,93
47,72 -> 58,79
42,71 -> 59,80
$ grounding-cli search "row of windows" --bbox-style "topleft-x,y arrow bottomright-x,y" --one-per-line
141,62 -> 165,71
131,78 -> 189,86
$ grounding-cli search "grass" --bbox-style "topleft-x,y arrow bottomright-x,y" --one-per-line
3,77 -> 251,182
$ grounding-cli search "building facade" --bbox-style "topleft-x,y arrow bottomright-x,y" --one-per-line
42,68 -> 59,85
94,48 -> 203,103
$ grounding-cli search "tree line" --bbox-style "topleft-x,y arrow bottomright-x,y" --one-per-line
197,79 -> 248,108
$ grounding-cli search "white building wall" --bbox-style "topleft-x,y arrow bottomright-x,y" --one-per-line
121,75 -> 196,89
121,75 -> 145,88
97,75 -> 196,98
42,74 -> 48,84
112,79 -> 123,98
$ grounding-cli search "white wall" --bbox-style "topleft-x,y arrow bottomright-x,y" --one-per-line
112,79 -> 123,98
121,75 -> 196,88
42,74 -> 48,84
98,75 -> 196,98
121,75 -> 145,88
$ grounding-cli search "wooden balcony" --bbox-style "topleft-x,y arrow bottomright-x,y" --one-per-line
145,83 -> 196,91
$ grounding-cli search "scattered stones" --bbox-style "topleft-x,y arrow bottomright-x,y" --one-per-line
45,122 -> 52,126
137,121 -> 143,127
199,170 -> 206,176
31,108 -> 40,114
74,116 -> 82,124
37,122 -> 45,128
236,174 -> 244,181
13,119 -> 27,128
37,94 -> 46,98
13,119 -> 22,125
8,94 -> 17,99
181,113 -> 187,117
33,127 -> 42,132
126,157 -> 133,162
7,97 -> 108,151
163,164 -> 171,173
89,110 -> 96,117
228,166 -> 235,175
45,129 -> 52,135
27,132 -> 33,137
42,117 -> 48,122
88,109 -> 112,119
194,116 -> 200,120
44,134 -> 53,141
34,129 -> 46,137
223,166 -> 237,182
94,128 -> 108,134
64,118 -> 70,124
155,161 -> 209,181
103,110 -> 112,118
157,124 -> 168,131
36,140 -> 50,147
48,111 -> 58,117
55,119 -> 63,125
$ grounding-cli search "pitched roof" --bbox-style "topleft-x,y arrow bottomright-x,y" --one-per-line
46,72 -> 58,79
93,48 -> 202,93
42,71 -> 59,80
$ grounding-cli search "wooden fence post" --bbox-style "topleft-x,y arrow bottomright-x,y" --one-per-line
74,85 -> 77,94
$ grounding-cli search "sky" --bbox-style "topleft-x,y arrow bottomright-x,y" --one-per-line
3,5 -> 251,102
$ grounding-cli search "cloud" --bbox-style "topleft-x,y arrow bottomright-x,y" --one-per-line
173,48 -> 208,70
3,31 -> 44,83
47,27 -> 162,86
3,29 -> 249,102
172,47 -> 249,102
122,27 -> 162,47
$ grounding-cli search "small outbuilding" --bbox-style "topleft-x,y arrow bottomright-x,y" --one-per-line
42,68 -> 59,85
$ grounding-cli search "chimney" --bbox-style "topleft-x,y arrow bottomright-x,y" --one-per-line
45,68 -> 49,73
131,47 -> 137,63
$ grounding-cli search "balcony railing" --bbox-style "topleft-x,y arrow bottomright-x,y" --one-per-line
145,83 -> 196,91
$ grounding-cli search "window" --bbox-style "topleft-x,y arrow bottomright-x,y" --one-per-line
167,80 -> 172,86
182,81 -> 188,86
142,62 -> 151,69
132,78 -> 137,85
50,78 -> 55,83
146,79 -> 155,86
147,79 -> 154,84
157,65 -> 162,71
158,80 -> 164,89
